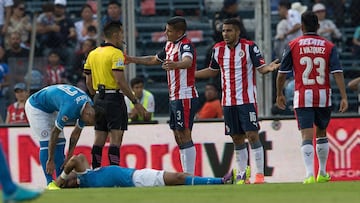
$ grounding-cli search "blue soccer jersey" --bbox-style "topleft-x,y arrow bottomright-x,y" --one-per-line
28,85 -> 93,129
77,166 -> 136,187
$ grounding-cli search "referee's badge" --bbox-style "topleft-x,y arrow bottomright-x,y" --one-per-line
116,59 -> 124,66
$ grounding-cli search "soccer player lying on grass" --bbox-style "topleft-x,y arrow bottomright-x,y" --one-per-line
48,154 -> 233,189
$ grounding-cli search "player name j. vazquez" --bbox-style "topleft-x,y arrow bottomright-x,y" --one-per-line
298,38 -> 326,55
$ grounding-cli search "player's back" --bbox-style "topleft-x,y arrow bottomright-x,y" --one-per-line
28,84 -> 90,113
78,166 -> 136,188
288,34 -> 341,107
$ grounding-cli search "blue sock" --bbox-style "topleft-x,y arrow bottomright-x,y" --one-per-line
0,144 -> 17,195
185,176 -> 223,185
54,143 -> 65,177
39,148 -> 53,185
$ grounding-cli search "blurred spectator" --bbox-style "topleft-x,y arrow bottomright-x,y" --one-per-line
273,14 -> 288,60
85,25 -> 97,40
24,69 -> 44,95
44,50 -> 67,85
350,0 -> 360,27
3,31 -> 29,63
0,0 -> 13,46
101,0 -> 122,29
347,77 -> 360,113
125,77 -> 155,122
5,0 -> 31,50
276,1 -> 304,45
352,25 -> 360,61
212,0 -> 247,43
52,0 -> 76,67
196,83 -> 223,119
74,4 -> 97,50
140,0 -> 155,16
312,3 -> 342,42
70,38 -> 96,91
5,82 -> 28,124
0,46 -> 9,121
36,2 -> 56,53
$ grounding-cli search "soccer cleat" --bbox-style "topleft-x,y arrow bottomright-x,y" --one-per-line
222,168 -> 236,184
235,166 -> 251,185
317,173 -> 331,183
254,173 -> 265,184
3,184 -> 42,203
47,180 -> 61,190
303,176 -> 316,184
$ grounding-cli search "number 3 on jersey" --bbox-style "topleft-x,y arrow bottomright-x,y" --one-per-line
300,56 -> 325,85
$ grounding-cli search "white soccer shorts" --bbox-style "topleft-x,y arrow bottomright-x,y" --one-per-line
132,169 -> 165,187
25,100 -> 64,142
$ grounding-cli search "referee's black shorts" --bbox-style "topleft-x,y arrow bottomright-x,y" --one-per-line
93,92 -> 128,131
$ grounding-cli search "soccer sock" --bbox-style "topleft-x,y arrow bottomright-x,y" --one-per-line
0,144 -> 17,195
234,144 -> 248,174
54,141 -> 65,177
301,140 -> 314,178
184,176 -> 223,185
250,141 -> 264,175
316,137 -> 329,176
108,145 -> 120,165
91,145 -> 103,168
179,141 -> 196,175
39,147 -> 54,184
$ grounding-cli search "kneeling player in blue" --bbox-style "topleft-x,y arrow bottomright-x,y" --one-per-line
49,154 -> 230,189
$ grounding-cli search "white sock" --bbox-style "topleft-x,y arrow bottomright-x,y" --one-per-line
179,150 -> 185,172
252,146 -> 264,174
301,144 -> 314,178
235,148 -> 248,174
180,146 -> 196,175
316,141 -> 329,176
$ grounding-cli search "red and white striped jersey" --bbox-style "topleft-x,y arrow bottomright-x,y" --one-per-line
209,39 -> 266,106
279,34 -> 342,108
156,35 -> 198,100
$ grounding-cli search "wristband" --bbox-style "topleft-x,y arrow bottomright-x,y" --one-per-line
60,171 -> 68,180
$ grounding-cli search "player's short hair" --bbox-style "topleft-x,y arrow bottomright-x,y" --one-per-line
103,21 -> 122,38
301,11 -> 319,33
130,77 -> 144,88
167,16 -> 187,32
223,18 -> 242,30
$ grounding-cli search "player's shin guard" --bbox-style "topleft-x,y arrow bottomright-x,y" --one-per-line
184,176 -> 223,185
91,145 -> 103,168
0,144 -> 17,194
108,145 -> 120,165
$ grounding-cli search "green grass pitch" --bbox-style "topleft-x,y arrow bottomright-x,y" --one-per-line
2,181 -> 360,203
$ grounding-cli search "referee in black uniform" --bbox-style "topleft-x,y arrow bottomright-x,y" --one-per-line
84,21 -> 147,168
